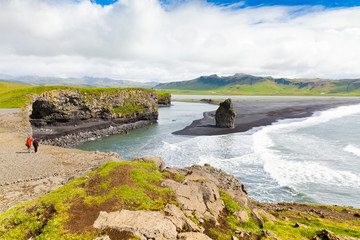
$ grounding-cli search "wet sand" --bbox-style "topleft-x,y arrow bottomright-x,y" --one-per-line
173,99 -> 360,136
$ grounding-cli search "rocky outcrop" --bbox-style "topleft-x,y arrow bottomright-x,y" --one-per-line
158,93 -> 171,107
91,162 -> 252,240
215,99 -> 236,128
166,165 -> 249,207
163,204 -> 201,232
29,88 -> 159,146
3,152 -> 360,240
93,210 -> 178,240
30,89 -> 158,125
162,164 -> 250,227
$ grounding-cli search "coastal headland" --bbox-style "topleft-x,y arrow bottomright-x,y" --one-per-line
174,98 -> 360,136
1,95 -> 360,239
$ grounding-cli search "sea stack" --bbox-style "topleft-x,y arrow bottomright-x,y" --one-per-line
215,98 -> 236,128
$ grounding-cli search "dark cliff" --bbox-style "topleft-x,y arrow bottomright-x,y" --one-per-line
157,92 -> 171,107
29,88 -> 160,146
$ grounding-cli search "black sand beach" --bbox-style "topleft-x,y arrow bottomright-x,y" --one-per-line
173,98 -> 360,136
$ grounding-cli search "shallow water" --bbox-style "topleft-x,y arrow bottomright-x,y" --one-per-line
75,99 -> 360,208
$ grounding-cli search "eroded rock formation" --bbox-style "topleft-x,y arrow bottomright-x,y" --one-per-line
30,89 -> 158,126
29,88 -> 160,146
158,93 -> 172,107
215,98 -> 236,128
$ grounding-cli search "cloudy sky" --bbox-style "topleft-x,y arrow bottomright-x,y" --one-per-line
0,0 -> 360,82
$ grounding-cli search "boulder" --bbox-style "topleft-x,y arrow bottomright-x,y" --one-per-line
251,208 -> 265,228
263,230 -> 281,240
166,165 -> 249,207
252,208 -> 277,224
93,210 -> 177,240
233,209 -> 249,222
164,204 -> 201,232
215,99 -> 236,128
161,179 -> 224,223
177,232 -> 212,240
294,222 -> 313,229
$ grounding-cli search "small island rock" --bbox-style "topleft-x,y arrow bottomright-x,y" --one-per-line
215,99 -> 236,128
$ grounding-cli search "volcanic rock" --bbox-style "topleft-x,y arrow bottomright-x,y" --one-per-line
215,99 -> 236,128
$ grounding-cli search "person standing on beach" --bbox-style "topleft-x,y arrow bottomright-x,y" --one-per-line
33,138 -> 39,153
26,137 -> 33,153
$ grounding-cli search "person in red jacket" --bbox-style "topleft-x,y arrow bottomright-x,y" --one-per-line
26,137 -> 33,153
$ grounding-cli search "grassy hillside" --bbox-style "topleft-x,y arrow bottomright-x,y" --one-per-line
0,83 -> 155,108
1,161 -> 359,240
0,82 -> 32,93
155,74 -> 360,96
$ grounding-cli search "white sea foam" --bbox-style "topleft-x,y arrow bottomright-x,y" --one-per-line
162,140 -> 181,151
344,144 -> 360,157
253,104 -> 360,188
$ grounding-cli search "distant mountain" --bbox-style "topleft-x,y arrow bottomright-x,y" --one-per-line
155,73 -> 360,95
0,75 -> 159,89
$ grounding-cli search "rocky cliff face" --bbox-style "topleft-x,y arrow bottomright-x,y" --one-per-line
30,88 -> 158,126
158,93 -> 172,107
29,88 -> 159,146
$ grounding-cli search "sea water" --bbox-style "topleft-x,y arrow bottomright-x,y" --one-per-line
75,98 -> 360,208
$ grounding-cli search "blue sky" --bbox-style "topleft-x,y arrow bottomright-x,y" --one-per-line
94,0 -> 360,8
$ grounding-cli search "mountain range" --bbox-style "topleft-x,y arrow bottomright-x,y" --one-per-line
0,74 -> 159,89
154,73 -> 360,95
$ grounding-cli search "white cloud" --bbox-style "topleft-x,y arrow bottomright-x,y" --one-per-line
0,0 -> 360,82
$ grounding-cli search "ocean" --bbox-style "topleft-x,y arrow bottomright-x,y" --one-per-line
75,96 -> 360,208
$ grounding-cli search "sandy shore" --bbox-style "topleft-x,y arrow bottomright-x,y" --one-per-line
174,98 -> 360,136
0,109 -> 124,213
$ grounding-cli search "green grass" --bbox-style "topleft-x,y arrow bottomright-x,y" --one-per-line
1,161 -> 359,240
219,189 -> 243,214
155,74 -> 360,96
0,83 -> 156,108
157,92 -> 171,97
0,81 -> 32,93
0,161 -> 176,240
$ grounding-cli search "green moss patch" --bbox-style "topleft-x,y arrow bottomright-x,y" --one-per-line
0,161 -> 176,239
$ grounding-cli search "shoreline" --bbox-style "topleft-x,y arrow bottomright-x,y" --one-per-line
173,99 -> 360,136
34,119 -> 156,147
1,99 -> 360,213
0,108 -> 126,213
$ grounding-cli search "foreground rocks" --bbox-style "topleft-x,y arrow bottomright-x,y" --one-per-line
1,154 -> 360,239
215,99 -> 236,128
94,210 -> 178,240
